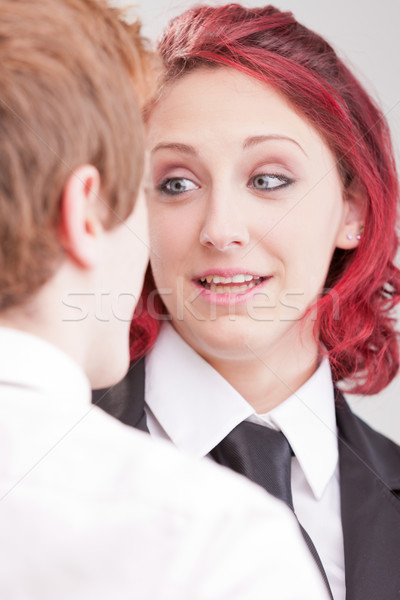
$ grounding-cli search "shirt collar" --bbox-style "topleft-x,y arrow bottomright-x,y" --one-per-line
145,323 -> 254,456
254,359 -> 338,500
146,323 -> 338,499
0,327 -> 91,405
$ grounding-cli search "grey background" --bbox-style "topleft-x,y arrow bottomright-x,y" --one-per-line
115,0 -> 400,443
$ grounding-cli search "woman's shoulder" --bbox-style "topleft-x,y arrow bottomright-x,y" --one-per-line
92,357 -> 146,429
335,388 -> 400,488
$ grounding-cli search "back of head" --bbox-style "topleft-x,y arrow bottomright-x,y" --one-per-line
136,3 -> 400,394
0,0 -> 153,310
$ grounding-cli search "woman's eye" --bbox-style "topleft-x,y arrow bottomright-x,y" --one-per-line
158,177 -> 198,195
249,173 -> 292,191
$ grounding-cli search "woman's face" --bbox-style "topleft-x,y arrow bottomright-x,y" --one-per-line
145,67 -> 354,365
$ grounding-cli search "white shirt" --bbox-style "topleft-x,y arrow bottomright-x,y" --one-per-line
146,322 -> 346,600
0,326 -> 330,600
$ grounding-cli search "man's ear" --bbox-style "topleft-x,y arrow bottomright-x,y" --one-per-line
335,178 -> 366,250
59,165 -> 103,268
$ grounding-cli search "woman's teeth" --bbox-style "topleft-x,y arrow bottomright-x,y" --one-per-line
203,274 -> 254,284
209,282 -> 258,293
199,274 -> 262,293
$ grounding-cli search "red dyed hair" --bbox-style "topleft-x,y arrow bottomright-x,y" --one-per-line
131,3 -> 400,394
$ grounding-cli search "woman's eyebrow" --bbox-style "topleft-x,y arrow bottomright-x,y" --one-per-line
243,134 -> 307,156
151,142 -> 197,155
151,136 -> 307,157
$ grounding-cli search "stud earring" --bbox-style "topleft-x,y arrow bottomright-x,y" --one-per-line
347,226 -> 364,242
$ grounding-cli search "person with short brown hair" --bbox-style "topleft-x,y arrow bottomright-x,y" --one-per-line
0,0 -> 154,312
0,1 -> 330,598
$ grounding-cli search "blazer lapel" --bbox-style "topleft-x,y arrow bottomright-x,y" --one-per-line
335,391 -> 400,599
92,357 -> 149,432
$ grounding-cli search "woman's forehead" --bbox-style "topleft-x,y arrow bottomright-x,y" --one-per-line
146,66 -> 332,163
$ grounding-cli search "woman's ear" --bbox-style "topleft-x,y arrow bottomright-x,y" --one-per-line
59,165 -> 103,268
335,178 -> 366,250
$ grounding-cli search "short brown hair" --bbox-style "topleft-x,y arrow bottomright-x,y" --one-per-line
0,0 -> 154,309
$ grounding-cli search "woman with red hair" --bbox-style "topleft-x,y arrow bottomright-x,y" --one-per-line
94,5 -> 400,598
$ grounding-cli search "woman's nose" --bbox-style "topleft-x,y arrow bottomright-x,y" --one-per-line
199,193 -> 250,251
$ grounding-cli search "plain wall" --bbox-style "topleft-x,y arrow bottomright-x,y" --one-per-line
115,0 -> 400,443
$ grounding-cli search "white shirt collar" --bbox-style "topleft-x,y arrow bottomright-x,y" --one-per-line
253,359 -> 338,500
145,323 -> 254,456
0,327 -> 91,405
146,323 -> 338,500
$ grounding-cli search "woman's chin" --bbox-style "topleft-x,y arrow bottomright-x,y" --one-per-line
171,314 -> 284,363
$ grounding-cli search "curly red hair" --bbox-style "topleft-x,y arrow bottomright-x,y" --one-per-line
131,4 -> 400,395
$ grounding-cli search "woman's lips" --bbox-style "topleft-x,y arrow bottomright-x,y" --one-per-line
192,271 -> 270,305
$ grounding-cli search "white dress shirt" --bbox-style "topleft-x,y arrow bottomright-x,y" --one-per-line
0,326 -> 330,600
146,322 -> 346,600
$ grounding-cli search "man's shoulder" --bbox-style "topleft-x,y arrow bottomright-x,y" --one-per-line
0,395 -> 330,600
82,405 -> 290,519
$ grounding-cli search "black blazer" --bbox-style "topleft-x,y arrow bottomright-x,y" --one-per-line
93,358 -> 400,600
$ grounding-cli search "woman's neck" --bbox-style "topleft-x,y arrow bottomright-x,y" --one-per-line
204,333 -> 320,414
